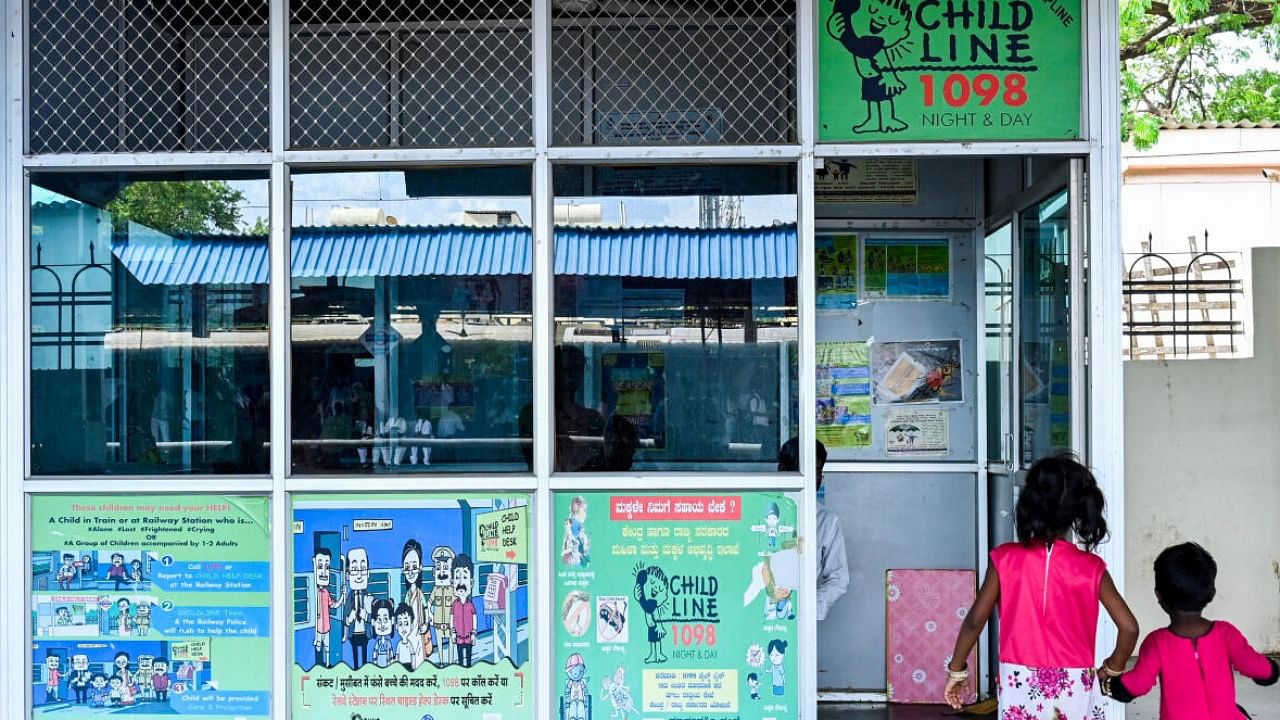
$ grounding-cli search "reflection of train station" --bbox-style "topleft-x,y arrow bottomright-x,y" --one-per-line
6,0 -> 1125,714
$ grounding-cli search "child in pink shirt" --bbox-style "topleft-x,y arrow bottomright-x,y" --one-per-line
1107,543 -> 1279,719
943,455 -> 1140,718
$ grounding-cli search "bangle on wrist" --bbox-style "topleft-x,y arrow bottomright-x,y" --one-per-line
946,664 -> 970,682
1100,663 -> 1125,677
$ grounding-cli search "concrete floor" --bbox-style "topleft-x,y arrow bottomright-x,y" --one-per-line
817,674 -> 1278,719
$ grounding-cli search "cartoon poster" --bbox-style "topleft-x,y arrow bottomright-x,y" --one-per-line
555,493 -> 800,720
871,339 -> 964,404
818,0 -> 1081,141
31,495 -> 270,719
291,494 -> 532,720
863,238 -> 951,299
816,341 -> 873,448
816,235 -> 860,309
601,352 -> 667,451
884,407 -> 949,455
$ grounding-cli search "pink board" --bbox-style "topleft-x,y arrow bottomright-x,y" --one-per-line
885,568 -> 979,704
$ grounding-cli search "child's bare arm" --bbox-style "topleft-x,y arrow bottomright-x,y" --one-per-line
1099,570 -> 1139,672
942,561 -> 999,709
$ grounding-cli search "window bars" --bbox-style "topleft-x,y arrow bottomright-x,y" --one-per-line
29,0 -> 270,153
551,0 -> 797,145
289,0 -> 534,148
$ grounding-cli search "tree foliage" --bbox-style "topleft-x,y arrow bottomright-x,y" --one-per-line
107,180 -> 246,235
1122,0 -> 1280,147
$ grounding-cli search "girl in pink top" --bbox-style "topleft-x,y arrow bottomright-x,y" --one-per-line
944,455 -> 1140,718
1107,542 -> 1279,719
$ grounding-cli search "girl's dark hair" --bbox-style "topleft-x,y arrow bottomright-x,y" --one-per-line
1016,454 -> 1109,550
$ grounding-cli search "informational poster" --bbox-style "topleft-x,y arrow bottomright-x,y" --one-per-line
885,407 -> 950,455
817,0 -> 1082,141
815,159 -> 918,203
600,109 -> 724,144
602,352 -> 667,449
864,238 -> 951,299
816,341 -> 873,448
31,495 -> 270,719
816,235 -> 860,309
871,339 -> 963,404
555,493 -> 800,720
291,494 -> 532,720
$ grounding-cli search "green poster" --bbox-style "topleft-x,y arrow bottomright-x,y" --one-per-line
864,238 -> 951,298
555,493 -> 800,720
291,494 -> 533,720
31,495 -> 271,719
817,341 -> 873,448
818,0 -> 1082,141
817,234 -> 860,309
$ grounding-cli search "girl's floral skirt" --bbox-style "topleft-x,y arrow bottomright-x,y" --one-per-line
998,663 -> 1107,720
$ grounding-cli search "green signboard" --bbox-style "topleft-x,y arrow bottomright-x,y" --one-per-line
555,492 -> 800,720
818,0 -> 1082,141
31,495 -> 271,719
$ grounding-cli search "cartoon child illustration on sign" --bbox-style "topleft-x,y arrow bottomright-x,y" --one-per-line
767,639 -> 788,696
563,653 -> 590,720
747,672 -> 761,700
107,553 -> 128,591
369,598 -> 396,668
633,564 -> 670,664
88,673 -> 109,707
828,0 -> 915,134
58,553 -> 77,590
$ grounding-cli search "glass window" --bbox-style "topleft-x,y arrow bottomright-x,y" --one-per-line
30,172 -> 270,475
985,224 -> 1013,464
549,164 -> 797,472
290,167 -> 533,474
1019,190 -> 1072,464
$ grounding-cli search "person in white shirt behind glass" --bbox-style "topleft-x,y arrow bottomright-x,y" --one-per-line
778,438 -> 849,621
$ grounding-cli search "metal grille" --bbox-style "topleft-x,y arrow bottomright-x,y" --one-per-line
552,0 -> 796,146
28,0 -> 269,153
290,0 -> 534,148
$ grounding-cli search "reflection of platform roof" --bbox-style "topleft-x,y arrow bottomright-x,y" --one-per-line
110,224 -> 798,285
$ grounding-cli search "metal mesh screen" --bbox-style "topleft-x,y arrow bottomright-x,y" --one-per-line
28,0 -> 269,153
290,0 -> 534,148
551,0 -> 796,146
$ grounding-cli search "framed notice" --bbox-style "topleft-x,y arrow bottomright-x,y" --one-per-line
817,0 -> 1082,141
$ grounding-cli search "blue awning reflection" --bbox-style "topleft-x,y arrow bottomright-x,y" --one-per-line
109,224 -> 798,285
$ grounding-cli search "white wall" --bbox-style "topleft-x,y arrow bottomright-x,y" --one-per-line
1122,178 -> 1280,255
1124,246 -> 1280,652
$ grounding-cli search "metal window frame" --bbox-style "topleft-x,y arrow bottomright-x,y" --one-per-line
1,0 -> 1127,714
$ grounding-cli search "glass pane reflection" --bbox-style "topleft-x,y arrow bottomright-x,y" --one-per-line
289,167 -> 533,473
547,164 -> 798,472
30,172 -> 271,474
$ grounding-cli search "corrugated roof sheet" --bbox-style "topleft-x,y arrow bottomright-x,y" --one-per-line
112,232 -> 269,285
1161,119 -> 1280,130
109,224 -> 798,285
555,225 -> 796,279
